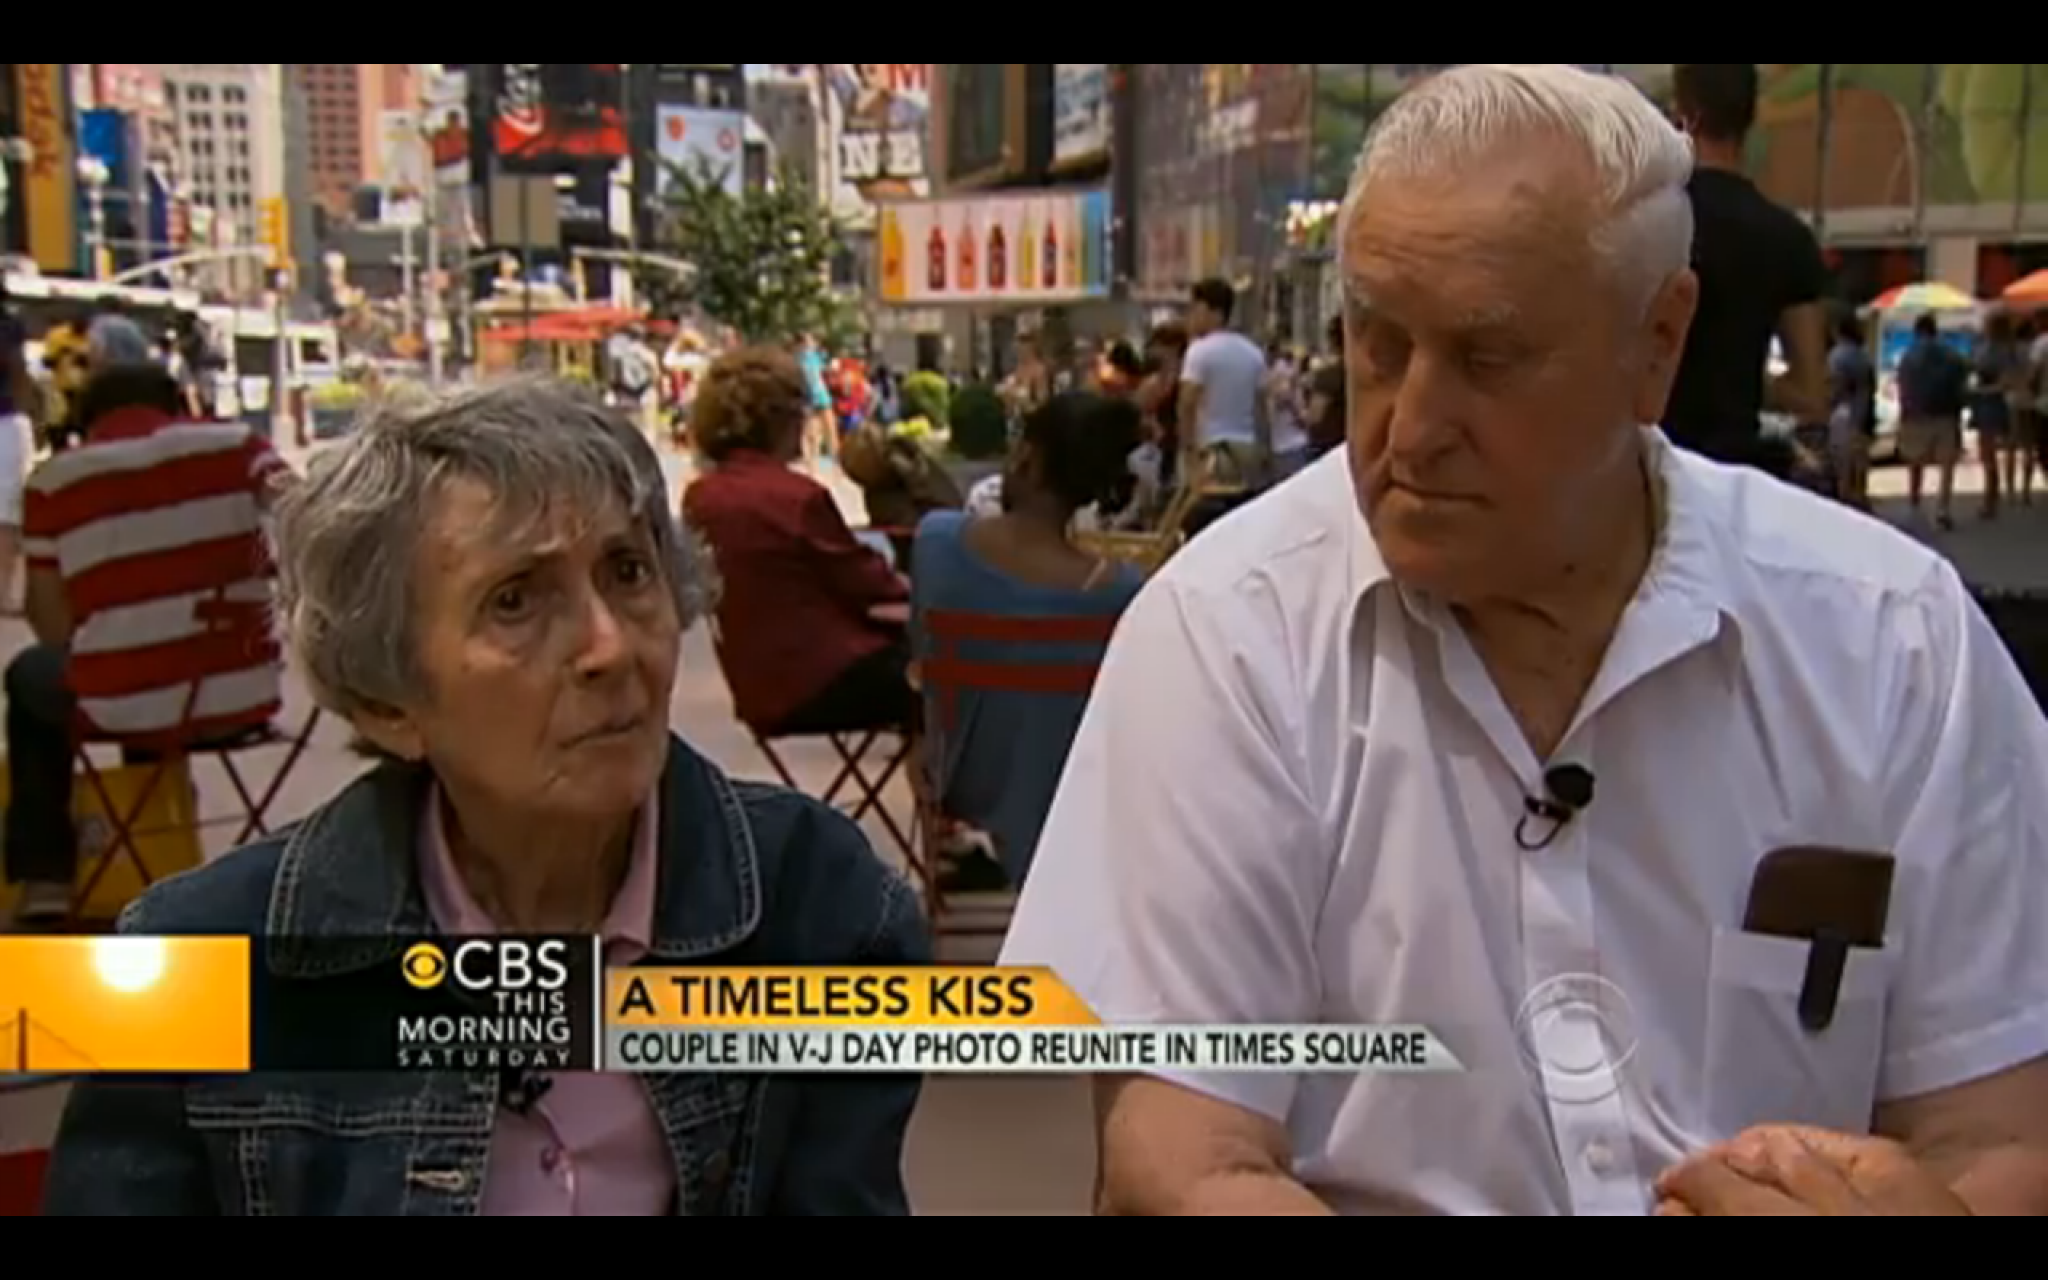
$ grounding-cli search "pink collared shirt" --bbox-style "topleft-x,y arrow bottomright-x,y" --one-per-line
418,789 -> 676,1216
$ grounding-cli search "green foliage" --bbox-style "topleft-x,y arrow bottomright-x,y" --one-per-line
640,159 -> 851,344
901,371 -> 952,428
949,384 -> 1010,462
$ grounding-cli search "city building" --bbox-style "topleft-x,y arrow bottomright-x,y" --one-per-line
291,63 -> 424,220
162,64 -> 287,296
83,65 -> 174,172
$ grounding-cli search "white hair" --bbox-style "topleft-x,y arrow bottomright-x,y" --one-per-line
1339,64 -> 1696,314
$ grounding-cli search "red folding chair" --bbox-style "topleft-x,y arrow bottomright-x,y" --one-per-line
68,595 -> 321,925
917,609 -> 1119,935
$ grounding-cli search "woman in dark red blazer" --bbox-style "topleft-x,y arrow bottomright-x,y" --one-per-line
683,345 -> 914,737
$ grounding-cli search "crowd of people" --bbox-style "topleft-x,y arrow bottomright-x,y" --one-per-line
6,63 -> 2047,1217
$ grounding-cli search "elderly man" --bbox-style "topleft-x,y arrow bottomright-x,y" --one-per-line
1002,64 -> 2048,1217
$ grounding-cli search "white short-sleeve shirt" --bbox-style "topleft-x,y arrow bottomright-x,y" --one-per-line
1002,439 -> 2048,1217
1180,330 -> 1267,449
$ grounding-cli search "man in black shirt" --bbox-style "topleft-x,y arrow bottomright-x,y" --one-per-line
1664,65 -> 1830,476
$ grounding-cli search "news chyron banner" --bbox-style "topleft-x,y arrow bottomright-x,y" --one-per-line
0,936 -> 607,1075
603,969 -> 1467,1076
0,938 -> 1464,1078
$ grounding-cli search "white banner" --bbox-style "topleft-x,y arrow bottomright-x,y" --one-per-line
656,105 -> 747,196
606,1026 -> 1465,1075
1054,65 -> 1111,167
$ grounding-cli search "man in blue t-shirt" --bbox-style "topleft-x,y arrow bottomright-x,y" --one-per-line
1895,314 -> 1970,531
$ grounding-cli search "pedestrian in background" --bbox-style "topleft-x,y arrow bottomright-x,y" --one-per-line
0,280 -> 32,613
1973,311 -> 2027,517
1664,64 -> 1830,479
1895,313 -> 1971,531
1825,311 -> 1877,510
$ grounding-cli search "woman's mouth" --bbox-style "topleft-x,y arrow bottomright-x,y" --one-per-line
569,714 -> 646,746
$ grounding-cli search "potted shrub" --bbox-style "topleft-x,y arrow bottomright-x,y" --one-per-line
948,384 -> 1009,462
307,381 -> 366,441
901,371 -> 952,430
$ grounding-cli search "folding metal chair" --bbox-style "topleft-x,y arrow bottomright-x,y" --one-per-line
916,609 -> 1119,936
705,618 -> 918,861
68,595 -> 320,924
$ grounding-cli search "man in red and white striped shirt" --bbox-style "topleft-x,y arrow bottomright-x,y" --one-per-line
5,363 -> 291,925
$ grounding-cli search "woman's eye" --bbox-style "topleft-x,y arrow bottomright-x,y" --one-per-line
488,582 -> 533,620
611,553 -> 656,589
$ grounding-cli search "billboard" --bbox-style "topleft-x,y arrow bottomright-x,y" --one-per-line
492,64 -> 627,166
1134,64 -> 1312,296
1054,65 -> 1111,169
826,63 -> 930,223
14,63 -> 76,274
656,105 -> 746,196
878,189 -> 1112,305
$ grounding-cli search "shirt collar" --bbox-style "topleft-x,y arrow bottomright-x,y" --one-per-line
416,785 -> 662,959
1347,428 -> 1732,631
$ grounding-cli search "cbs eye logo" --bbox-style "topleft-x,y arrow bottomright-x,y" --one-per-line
399,940 -> 572,993
401,944 -> 449,990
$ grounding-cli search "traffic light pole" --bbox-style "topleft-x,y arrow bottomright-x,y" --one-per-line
272,268 -> 292,443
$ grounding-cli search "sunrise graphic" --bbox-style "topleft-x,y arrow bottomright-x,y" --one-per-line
0,938 -> 251,1073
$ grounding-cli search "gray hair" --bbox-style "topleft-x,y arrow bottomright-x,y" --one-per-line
1340,64 -> 1695,315
271,376 -> 714,724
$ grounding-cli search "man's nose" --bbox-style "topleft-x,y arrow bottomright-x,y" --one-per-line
1384,350 -> 1464,460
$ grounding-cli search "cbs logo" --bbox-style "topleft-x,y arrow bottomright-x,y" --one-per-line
401,941 -> 572,992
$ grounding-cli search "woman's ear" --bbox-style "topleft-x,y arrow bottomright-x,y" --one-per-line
349,702 -> 427,764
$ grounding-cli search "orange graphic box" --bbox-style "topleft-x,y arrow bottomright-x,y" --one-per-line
0,938 -> 251,1074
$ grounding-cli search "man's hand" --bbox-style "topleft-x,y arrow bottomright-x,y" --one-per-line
1657,1128 -> 1972,1217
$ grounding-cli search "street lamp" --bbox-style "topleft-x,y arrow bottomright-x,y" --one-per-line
77,155 -> 111,281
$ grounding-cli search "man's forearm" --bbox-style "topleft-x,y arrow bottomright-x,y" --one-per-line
1939,1143 -> 2048,1217
1105,1169 -> 1335,1218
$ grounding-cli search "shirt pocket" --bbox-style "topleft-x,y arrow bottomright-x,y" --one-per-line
1703,928 -> 1892,1138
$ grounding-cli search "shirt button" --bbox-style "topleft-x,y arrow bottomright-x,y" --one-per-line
1584,1141 -> 1617,1176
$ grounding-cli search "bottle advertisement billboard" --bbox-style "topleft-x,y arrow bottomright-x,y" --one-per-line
877,189 -> 1112,305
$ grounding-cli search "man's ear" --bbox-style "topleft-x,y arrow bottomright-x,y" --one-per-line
1636,268 -> 1700,427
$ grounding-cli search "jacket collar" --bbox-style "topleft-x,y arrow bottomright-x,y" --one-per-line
263,736 -> 764,979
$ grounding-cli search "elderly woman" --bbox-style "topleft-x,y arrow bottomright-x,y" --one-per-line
685,346 -> 915,740
41,379 -> 930,1217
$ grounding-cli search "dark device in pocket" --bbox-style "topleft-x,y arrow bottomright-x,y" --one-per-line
1744,848 -> 1896,1035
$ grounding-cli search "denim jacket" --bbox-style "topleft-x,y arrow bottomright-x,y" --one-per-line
40,738 -> 931,1216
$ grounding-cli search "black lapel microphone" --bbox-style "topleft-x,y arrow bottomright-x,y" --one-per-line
1515,765 -> 1598,852
498,1069 -> 556,1117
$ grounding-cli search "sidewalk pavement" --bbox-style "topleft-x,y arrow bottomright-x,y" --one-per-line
1867,459 -> 2048,594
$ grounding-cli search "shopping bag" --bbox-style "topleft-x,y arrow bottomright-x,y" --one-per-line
0,757 -> 202,924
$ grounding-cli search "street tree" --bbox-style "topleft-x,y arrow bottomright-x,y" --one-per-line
641,159 -> 855,346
